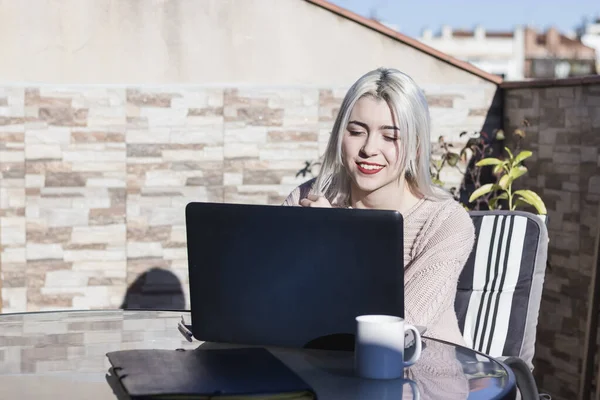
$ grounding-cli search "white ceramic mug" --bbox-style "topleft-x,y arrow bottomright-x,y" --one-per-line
355,315 -> 422,380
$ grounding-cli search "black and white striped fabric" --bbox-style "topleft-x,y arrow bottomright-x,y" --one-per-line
455,211 -> 549,370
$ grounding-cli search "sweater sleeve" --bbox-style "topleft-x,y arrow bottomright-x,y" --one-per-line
282,178 -> 316,206
282,188 -> 300,206
403,204 -> 475,330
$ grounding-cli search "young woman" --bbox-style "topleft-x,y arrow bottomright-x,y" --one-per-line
283,67 -> 475,346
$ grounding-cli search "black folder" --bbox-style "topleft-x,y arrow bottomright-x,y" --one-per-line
106,347 -> 317,400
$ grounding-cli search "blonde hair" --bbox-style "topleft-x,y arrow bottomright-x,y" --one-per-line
313,67 -> 449,205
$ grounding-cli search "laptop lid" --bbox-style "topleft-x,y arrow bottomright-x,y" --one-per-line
185,202 -> 404,349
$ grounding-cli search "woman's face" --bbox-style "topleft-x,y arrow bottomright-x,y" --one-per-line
341,96 -> 404,195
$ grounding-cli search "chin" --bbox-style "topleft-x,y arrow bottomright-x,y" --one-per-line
352,175 -> 389,193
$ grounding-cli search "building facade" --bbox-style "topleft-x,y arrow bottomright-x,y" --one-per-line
525,27 -> 597,79
419,25 -> 525,80
419,25 -> 597,80
578,18 -> 600,74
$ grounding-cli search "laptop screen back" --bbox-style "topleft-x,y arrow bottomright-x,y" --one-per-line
185,202 -> 404,349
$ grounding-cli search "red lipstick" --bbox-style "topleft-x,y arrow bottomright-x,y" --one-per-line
356,162 -> 384,175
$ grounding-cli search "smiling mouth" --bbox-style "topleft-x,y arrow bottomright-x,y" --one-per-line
356,162 -> 384,175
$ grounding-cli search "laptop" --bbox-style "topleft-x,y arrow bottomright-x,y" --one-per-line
185,201 -> 404,349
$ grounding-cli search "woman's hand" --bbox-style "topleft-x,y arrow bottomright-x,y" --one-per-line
300,194 -> 332,208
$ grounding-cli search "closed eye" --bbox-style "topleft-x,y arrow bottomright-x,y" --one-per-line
383,136 -> 398,141
349,131 -> 364,136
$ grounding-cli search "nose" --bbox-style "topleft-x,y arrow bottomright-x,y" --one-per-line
360,134 -> 379,157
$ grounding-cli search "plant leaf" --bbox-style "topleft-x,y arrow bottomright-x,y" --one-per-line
460,150 -> 470,162
509,165 -> 528,180
465,138 -> 480,150
498,174 -> 514,190
513,150 -> 533,166
475,157 -> 504,167
514,198 -> 531,211
514,128 -> 526,138
493,164 -> 505,175
468,183 -> 496,203
489,192 -> 509,209
514,190 -> 547,214
505,147 -> 514,162
446,152 -> 460,166
495,129 -> 506,140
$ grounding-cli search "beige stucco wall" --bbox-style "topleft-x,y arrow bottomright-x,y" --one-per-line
0,0 -> 492,88
0,0 -> 502,314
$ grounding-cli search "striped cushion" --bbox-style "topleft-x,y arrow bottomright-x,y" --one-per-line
455,211 -> 548,370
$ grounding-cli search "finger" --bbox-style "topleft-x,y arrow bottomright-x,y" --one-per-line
299,198 -> 314,207
316,200 -> 332,208
306,193 -> 320,201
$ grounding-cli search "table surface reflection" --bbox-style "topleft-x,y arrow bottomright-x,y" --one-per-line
0,310 -> 515,400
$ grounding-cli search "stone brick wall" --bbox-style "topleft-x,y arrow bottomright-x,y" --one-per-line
0,83 -> 500,314
503,78 -> 600,400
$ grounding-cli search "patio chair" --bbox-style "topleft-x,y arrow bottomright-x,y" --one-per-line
455,210 -> 550,400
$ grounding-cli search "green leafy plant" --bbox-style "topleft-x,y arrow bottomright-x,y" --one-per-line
430,136 -> 461,189
468,146 -> 547,214
432,120 -> 546,215
431,129 -> 503,209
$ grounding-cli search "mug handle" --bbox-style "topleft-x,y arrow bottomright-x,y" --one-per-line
403,324 -> 422,367
404,379 -> 421,400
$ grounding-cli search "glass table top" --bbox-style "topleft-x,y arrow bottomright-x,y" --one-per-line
0,309 -> 515,400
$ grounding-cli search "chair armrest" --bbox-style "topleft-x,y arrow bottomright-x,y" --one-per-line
497,356 -> 551,400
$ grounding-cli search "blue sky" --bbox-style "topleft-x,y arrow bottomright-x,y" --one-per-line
329,0 -> 600,38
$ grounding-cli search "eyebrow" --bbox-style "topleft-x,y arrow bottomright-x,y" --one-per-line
347,120 -> 399,131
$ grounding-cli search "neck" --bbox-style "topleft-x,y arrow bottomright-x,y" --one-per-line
350,179 -> 423,214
